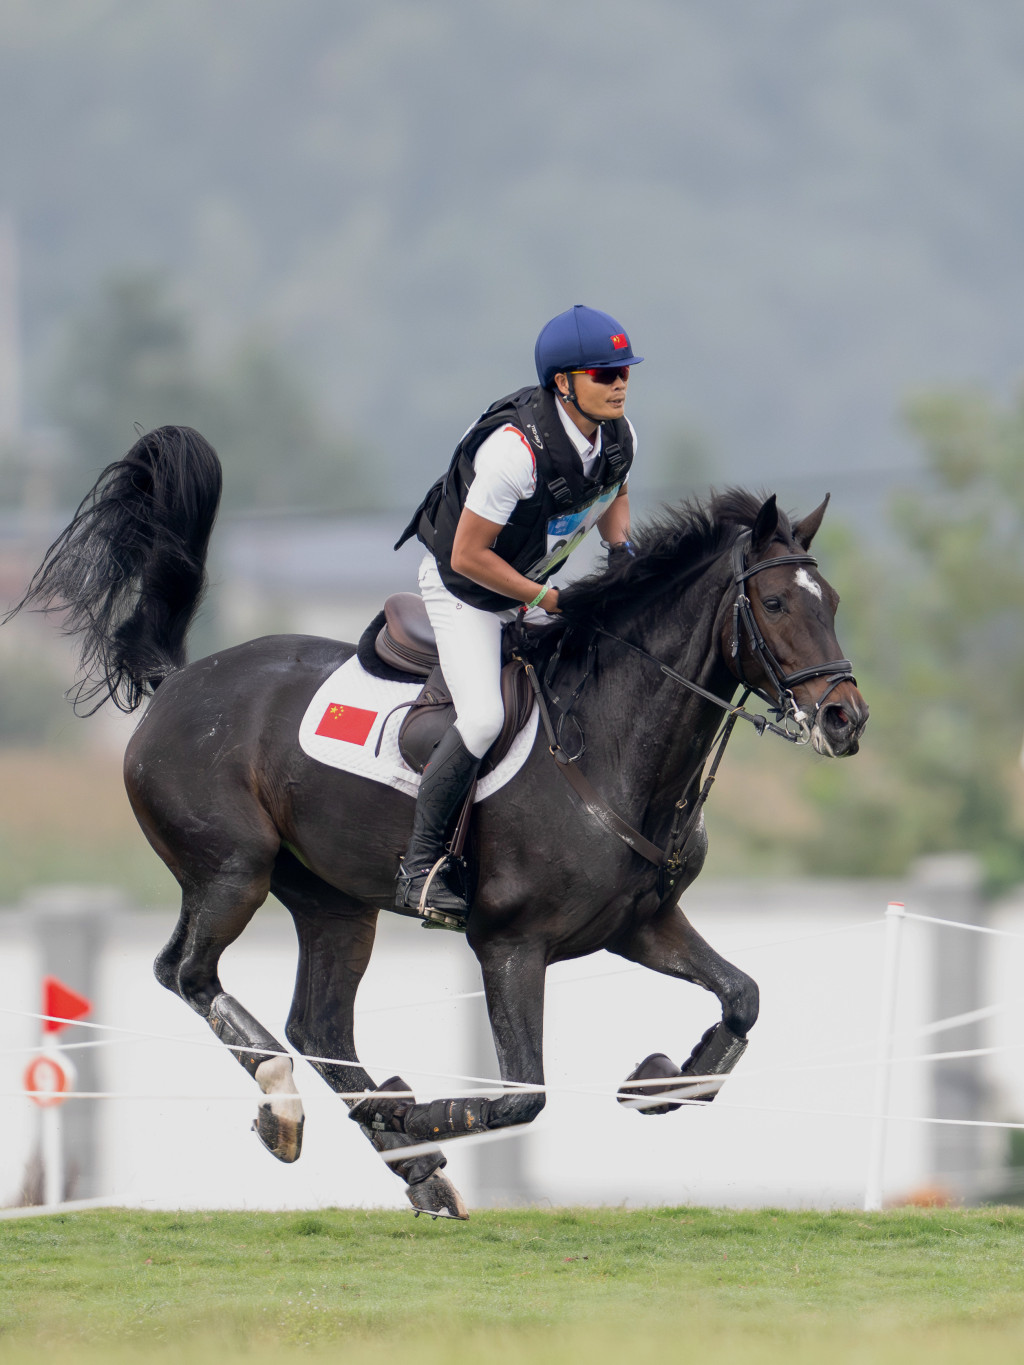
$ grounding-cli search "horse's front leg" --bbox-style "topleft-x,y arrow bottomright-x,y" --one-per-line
348,942 -> 547,1145
611,904 -> 758,1114
475,939 -> 548,1129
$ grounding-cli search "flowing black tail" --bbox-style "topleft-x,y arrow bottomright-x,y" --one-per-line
6,425 -> 222,714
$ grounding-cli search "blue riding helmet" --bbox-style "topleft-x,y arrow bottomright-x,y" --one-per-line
535,305 -> 644,388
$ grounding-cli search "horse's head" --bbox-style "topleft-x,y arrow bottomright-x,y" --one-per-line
723,494 -> 869,757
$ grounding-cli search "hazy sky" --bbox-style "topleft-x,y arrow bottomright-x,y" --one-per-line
3,0 -> 1024,510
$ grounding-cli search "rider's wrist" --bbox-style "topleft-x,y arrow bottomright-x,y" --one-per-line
525,584 -> 547,610
602,538 -> 636,557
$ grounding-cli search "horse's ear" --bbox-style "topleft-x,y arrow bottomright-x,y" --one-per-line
751,495 -> 779,555
793,493 -> 831,550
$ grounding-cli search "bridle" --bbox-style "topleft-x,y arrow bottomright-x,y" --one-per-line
516,527 -> 859,891
585,530 -> 857,746
728,531 -> 856,744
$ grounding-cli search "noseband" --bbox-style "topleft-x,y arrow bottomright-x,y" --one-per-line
729,531 -> 856,742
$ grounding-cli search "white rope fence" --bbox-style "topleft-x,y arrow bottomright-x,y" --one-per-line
4,902 -> 1020,1212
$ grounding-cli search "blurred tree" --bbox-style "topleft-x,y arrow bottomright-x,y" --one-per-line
40,272 -> 371,514
786,386 -> 1024,889
649,425 -> 717,503
0,646 -> 77,749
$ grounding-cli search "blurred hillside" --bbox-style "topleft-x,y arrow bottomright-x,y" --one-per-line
2,0 -> 1024,510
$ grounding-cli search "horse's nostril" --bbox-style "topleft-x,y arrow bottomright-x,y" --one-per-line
823,703 -> 853,732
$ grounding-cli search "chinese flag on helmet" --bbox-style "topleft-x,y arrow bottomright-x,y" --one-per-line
610,334 -> 628,350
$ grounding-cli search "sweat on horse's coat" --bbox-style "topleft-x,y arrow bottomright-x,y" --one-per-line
5,426 -> 868,1220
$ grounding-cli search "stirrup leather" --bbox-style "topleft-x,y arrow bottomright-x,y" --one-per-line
416,856 -> 454,911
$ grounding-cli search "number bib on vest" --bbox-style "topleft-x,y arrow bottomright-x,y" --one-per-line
523,482 -> 623,579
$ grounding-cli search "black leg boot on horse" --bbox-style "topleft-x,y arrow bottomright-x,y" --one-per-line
395,724 -> 481,927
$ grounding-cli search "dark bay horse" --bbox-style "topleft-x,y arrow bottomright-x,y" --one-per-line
10,427 -> 868,1218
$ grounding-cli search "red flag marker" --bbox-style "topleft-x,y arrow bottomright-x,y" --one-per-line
42,976 -> 91,1034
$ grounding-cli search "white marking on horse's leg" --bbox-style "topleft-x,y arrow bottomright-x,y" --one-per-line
795,567 -> 822,600
255,1055 -> 303,1116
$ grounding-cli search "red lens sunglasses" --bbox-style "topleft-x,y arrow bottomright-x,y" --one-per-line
571,365 -> 631,385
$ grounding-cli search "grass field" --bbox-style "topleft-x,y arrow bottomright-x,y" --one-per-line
3,1206 -> 1024,1364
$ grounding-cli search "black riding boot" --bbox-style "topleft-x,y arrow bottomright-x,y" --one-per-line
395,725 -> 481,921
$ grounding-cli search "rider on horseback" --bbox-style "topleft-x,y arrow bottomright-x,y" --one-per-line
393,304 -> 643,921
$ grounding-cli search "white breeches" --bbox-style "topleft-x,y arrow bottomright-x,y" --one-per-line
418,554 -> 510,760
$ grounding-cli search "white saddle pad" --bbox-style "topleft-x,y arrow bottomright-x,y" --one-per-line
298,654 -> 538,800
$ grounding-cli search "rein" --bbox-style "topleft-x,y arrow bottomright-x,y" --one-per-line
518,530 -> 858,893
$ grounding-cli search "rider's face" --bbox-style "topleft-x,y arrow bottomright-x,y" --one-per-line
554,367 -> 630,425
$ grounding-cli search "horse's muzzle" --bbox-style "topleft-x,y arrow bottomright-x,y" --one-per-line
811,692 -> 869,758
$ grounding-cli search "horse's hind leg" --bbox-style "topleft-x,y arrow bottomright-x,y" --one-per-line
271,850 -> 468,1219
153,839 -> 305,1162
611,903 -> 759,1113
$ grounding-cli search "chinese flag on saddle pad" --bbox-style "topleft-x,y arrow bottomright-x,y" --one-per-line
315,701 -> 377,746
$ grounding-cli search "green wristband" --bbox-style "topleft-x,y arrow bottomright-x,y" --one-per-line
525,584 -> 547,610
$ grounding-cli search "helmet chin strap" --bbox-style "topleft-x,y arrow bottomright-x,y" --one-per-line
560,373 -> 604,429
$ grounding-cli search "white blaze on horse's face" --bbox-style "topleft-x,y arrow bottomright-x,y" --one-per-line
795,567 -> 822,601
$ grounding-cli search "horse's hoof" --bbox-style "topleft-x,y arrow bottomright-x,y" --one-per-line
406,1172 -> 469,1220
252,1056 -> 305,1161
617,1052 -> 685,1115
252,1103 -> 305,1162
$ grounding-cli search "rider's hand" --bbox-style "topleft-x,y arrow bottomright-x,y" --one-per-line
540,587 -> 560,613
604,539 -> 636,564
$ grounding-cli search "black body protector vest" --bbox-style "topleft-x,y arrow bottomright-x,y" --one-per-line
395,385 -> 634,612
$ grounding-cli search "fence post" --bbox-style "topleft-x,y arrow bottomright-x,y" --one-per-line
27,886 -> 119,1201
911,854 -> 988,1202
864,900 -> 906,1212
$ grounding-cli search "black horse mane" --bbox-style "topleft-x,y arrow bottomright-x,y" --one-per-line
557,487 -> 791,626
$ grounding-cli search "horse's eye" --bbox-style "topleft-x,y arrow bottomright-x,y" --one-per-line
761,596 -> 783,612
